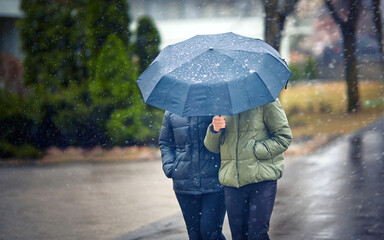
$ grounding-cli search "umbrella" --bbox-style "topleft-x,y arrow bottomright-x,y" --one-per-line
136,32 -> 291,117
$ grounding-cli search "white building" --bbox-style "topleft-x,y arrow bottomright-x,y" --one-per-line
128,0 -> 298,63
0,0 -> 293,61
128,0 -> 264,48
0,0 -> 23,58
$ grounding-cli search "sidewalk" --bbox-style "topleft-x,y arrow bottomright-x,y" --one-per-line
119,116 -> 384,240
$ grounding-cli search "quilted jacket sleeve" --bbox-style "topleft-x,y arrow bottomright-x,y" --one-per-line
254,99 -> 292,160
204,124 -> 222,154
158,112 -> 176,178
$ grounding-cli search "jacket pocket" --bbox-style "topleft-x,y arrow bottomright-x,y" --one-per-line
171,150 -> 185,179
241,138 -> 257,160
258,159 -> 278,181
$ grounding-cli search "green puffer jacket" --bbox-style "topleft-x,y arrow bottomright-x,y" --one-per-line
204,99 -> 292,188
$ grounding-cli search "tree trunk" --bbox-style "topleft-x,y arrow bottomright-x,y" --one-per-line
372,0 -> 384,66
262,0 -> 299,52
263,0 -> 281,51
324,0 -> 361,113
342,28 -> 360,112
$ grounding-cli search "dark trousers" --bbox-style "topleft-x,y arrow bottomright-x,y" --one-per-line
175,191 -> 226,240
224,180 -> 277,240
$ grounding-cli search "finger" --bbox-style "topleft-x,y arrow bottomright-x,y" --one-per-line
213,116 -> 225,122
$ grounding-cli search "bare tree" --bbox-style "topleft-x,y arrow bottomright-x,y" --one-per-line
325,0 -> 361,113
261,0 -> 299,51
372,0 -> 384,63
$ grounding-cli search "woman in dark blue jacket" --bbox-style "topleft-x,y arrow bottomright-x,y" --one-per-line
159,111 -> 226,240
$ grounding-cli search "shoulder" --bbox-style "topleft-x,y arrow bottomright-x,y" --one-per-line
262,98 -> 281,109
163,111 -> 173,120
164,111 -> 182,121
260,98 -> 285,113
166,112 -> 189,129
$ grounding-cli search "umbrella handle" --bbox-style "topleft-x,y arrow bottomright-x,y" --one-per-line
216,115 -> 226,145
219,128 -> 225,145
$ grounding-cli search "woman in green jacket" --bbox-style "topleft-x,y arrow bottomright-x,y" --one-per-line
204,98 -> 292,240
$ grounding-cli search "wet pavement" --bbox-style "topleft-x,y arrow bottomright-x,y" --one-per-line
269,116 -> 384,240
0,116 -> 383,240
0,160 -> 180,240
123,116 -> 384,240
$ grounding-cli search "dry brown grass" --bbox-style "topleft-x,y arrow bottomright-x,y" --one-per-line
280,80 -> 384,139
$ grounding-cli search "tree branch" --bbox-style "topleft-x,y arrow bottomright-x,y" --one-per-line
278,0 -> 299,31
324,0 -> 344,26
282,0 -> 299,17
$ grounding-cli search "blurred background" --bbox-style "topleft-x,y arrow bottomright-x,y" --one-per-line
0,0 -> 383,160
1,1 -> 384,240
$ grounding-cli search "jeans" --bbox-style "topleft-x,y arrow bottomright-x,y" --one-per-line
175,191 -> 226,240
224,180 -> 277,240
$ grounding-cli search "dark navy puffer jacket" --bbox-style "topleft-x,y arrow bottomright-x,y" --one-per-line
159,111 -> 222,195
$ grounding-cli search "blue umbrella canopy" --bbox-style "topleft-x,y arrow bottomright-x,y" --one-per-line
137,32 -> 291,116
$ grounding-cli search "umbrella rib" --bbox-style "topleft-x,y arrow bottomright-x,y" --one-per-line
216,50 -> 287,68
181,84 -> 191,116
253,72 -> 275,100
225,81 -> 234,115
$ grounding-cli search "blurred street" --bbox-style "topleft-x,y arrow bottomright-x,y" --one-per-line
0,116 -> 383,240
0,160 -> 180,240
270,115 -> 384,240
122,116 -> 384,240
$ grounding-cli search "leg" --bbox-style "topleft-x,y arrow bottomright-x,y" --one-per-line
224,186 -> 249,240
200,191 -> 226,240
175,193 -> 203,240
247,181 -> 277,240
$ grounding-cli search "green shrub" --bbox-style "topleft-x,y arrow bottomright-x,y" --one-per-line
0,141 -> 42,159
303,57 -> 319,80
86,0 -> 131,75
90,35 -> 162,145
288,57 -> 319,82
288,64 -> 302,82
0,90 -> 43,158
134,16 -> 161,73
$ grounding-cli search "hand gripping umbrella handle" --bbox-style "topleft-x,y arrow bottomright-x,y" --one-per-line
216,115 -> 226,145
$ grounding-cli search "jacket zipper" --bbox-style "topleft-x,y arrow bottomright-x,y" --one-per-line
235,114 -> 241,187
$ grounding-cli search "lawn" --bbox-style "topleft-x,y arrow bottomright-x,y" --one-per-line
280,80 -> 384,139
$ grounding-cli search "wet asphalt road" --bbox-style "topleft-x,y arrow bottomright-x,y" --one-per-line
270,116 -> 384,240
1,116 -> 384,240
0,160 -> 180,240
123,116 -> 384,240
